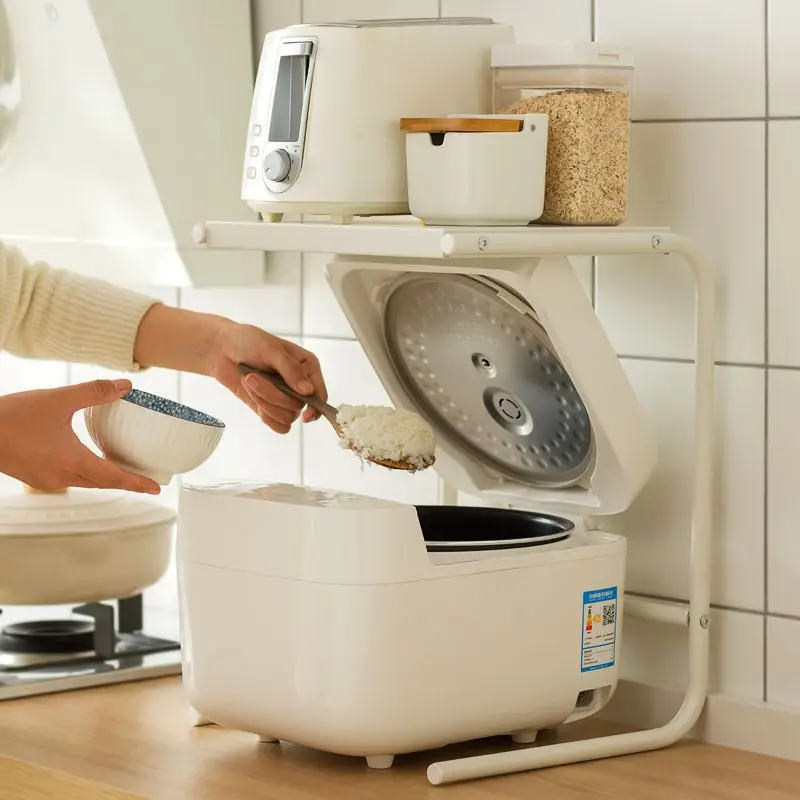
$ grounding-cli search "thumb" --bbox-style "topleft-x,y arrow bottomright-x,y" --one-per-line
267,349 -> 314,396
61,379 -> 133,411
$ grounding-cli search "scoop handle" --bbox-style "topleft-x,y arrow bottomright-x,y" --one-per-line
238,364 -> 337,420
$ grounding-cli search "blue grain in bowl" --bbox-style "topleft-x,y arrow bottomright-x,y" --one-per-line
122,389 -> 225,429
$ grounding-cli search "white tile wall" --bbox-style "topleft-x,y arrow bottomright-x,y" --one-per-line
767,369 -> 800,617
620,609 -> 763,700
441,0 -> 591,42
251,0 -> 300,35
2,0 -> 798,721
768,121 -> 800,366
302,254 -> 355,339
302,0 -> 438,22
596,121 -> 765,365
607,361 -> 764,612
768,0 -> 800,116
596,0 -> 765,121
766,616 -> 800,706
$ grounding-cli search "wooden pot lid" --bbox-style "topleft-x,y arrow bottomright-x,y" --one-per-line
399,117 -> 523,134
23,484 -> 67,495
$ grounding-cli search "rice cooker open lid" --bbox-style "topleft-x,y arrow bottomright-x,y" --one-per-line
326,257 -> 658,516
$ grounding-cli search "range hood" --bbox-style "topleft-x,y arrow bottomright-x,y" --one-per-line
0,0 -> 263,286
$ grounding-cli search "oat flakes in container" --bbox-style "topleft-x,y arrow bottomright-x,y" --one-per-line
491,42 -> 634,226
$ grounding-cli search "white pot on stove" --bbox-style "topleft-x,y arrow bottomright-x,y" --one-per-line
0,484 -> 176,606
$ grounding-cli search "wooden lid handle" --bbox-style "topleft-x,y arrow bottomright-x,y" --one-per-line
23,484 -> 67,495
399,117 -> 523,134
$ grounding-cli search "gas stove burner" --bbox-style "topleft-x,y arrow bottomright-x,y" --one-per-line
0,619 -> 96,654
0,594 -> 182,697
383,274 -> 596,488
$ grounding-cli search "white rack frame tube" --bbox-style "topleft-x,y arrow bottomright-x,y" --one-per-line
427,232 -> 715,785
193,222 -> 715,787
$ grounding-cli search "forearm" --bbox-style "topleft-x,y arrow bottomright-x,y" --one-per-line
0,241 -> 158,370
133,303 -> 233,376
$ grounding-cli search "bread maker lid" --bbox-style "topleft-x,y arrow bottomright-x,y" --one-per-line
325,261 -> 658,516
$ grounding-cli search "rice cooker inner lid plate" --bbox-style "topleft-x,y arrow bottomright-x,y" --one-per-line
382,274 -> 595,488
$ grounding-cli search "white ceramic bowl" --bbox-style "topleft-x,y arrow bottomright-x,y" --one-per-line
84,389 -> 225,485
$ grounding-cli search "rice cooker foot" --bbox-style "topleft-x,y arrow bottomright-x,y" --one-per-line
257,735 -> 279,744
366,755 -> 395,770
511,728 -> 539,745
262,213 -> 284,223
189,709 -> 215,728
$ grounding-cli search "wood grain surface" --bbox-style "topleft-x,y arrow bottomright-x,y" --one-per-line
0,756 -> 144,800
1,677 -> 799,799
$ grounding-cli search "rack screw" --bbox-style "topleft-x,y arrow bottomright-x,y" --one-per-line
477,236 -> 489,251
651,234 -> 663,248
699,614 -> 710,629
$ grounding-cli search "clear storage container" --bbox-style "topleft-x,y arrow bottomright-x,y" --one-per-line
491,42 -> 634,226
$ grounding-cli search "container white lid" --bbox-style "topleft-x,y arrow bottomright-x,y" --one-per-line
491,41 -> 634,70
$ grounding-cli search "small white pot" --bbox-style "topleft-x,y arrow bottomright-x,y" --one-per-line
0,485 -> 176,606
402,113 -> 548,226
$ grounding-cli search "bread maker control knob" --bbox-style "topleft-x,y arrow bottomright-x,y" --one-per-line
263,149 -> 292,182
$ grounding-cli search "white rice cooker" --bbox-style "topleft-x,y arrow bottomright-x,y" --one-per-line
177,253 -> 658,770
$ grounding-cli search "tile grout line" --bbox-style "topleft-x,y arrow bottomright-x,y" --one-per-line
590,0 -> 597,308
762,0 -> 771,704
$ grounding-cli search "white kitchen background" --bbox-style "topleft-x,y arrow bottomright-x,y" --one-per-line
2,0 -> 799,725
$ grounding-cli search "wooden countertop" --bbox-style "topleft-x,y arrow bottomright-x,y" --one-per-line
0,756 -> 144,800
1,677 -> 799,799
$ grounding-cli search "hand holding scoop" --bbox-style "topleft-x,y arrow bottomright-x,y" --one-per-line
239,365 -> 435,472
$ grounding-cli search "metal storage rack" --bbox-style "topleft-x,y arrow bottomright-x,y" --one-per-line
192,218 -> 715,785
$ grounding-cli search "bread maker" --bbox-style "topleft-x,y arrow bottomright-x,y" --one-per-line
177,253 -> 658,772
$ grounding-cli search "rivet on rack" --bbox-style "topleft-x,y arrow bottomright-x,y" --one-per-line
651,234 -> 662,248
699,614 -> 710,629
477,237 -> 489,251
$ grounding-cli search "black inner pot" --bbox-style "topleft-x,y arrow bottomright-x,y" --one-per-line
415,505 -> 574,552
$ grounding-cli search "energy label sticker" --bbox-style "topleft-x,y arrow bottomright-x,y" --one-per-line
580,586 -> 618,673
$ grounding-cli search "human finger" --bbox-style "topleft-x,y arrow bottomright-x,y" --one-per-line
76,450 -> 161,494
56,378 -> 133,413
234,383 -> 292,434
260,343 -> 317,398
283,344 -> 327,422
242,385 -> 294,433
241,372 -> 304,414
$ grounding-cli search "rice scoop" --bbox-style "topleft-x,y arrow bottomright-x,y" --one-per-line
336,404 -> 436,471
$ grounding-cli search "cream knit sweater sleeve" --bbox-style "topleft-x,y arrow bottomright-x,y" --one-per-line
0,240 -> 160,371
